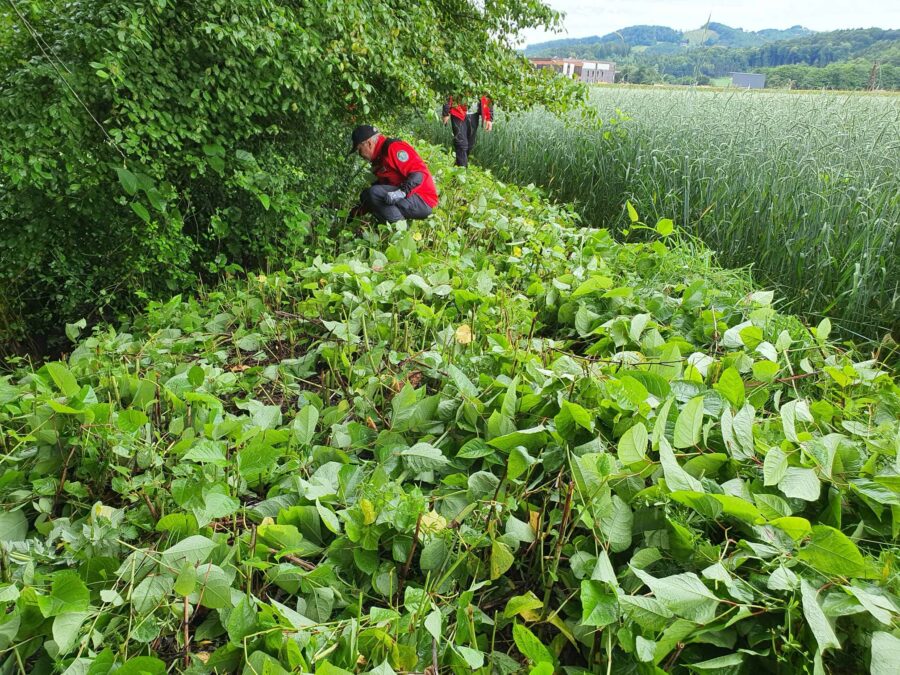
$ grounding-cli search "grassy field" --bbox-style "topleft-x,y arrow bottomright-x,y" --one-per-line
414,86 -> 900,341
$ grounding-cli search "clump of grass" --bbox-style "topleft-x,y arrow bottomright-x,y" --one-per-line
414,87 -> 900,340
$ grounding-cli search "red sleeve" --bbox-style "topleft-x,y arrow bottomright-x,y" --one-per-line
387,142 -> 428,177
481,96 -> 492,122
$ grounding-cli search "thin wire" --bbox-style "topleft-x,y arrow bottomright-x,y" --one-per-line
6,0 -> 127,162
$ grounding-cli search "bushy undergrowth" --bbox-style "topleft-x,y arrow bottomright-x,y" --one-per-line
0,0 -> 582,355
1,146 -> 898,674
412,87 -> 900,340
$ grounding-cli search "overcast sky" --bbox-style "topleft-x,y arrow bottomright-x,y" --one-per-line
518,0 -> 900,46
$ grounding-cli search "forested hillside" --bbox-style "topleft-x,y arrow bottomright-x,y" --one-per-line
525,25 -> 900,88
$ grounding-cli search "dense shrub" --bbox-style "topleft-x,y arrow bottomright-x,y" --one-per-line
0,0 -> 585,355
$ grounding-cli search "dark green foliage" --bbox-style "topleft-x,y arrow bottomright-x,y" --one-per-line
0,0 -> 585,354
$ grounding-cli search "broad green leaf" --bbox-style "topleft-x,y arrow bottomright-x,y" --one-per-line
115,657 -> 166,675
652,397 -> 675,450
116,408 -> 148,433
656,218 -> 674,236
801,579 -> 840,653
752,359 -> 780,383
778,467 -> 821,501
673,396 -> 704,449
456,646 -> 485,669
46,362 -> 80,397
457,438 -> 493,459
190,564 -> 231,609
714,367 -> 745,408
131,575 -> 173,614
847,585 -> 898,625
316,499 -> 342,534
580,580 -> 618,627
192,489 -> 239,527
871,632 -> 900,675
770,516 -> 812,541
688,653 -> 744,673
227,597 -> 258,645
763,448 -> 789,486
816,317 -> 832,342
419,538 -> 448,572
508,446 -> 536,481
131,202 -> 151,223
631,566 -> 719,624
174,565 -> 197,597
513,623 -> 553,665
626,200 -> 639,223
659,437 -> 704,493
571,452 -> 609,499
504,591 -> 544,619
598,494 -> 633,552
398,442 -> 449,474
618,422 -> 648,466
244,652 -> 290,675
160,535 -> 215,569
38,572 -> 90,617
116,167 -> 138,195
488,426 -> 547,452
636,636 -> 656,662
293,405 -> 319,446
571,275 -> 613,298
670,492 -> 764,524
448,365 -> 480,399
797,526 -> 870,578
182,439 -> 227,465
424,609 -> 441,641
0,511 -> 27,543
490,541 -> 515,579
781,399 -> 812,443
53,611 -> 89,655
237,443 -> 281,482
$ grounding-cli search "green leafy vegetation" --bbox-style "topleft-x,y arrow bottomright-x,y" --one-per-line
413,86 -> 900,340
0,0 -> 584,355
1,145 -> 898,673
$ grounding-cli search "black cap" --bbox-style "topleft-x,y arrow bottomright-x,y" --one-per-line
348,125 -> 379,155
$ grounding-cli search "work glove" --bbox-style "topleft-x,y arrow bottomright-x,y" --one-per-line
385,189 -> 406,205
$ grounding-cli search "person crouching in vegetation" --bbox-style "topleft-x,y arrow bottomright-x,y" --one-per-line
348,125 -> 438,223
442,95 -> 493,167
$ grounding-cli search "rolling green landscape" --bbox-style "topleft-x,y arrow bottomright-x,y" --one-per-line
525,25 -> 900,89
1,2 -> 899,674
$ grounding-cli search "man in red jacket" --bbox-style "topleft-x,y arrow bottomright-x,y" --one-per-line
348,125 -> 438,223
442,95 -> 493,167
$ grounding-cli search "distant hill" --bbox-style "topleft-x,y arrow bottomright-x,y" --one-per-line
524,23 -> 813,56
523,25 -> 900,90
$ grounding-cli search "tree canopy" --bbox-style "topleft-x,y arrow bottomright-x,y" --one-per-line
0,0 -> 584,353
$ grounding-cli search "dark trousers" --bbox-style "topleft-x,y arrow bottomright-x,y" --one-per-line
360,184 -> 432,223
450,114 -> 480,167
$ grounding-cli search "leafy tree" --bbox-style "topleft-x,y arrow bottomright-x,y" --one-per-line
0,0 -> 585,354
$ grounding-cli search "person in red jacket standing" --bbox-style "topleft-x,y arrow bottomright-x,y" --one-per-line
442,95 -> 493,167
348,125 -> 439,223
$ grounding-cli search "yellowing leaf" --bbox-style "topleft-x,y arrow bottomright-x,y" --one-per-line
455,324 -> 473,345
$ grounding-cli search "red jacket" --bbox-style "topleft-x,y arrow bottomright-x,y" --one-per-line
371,136 -> 438,208
443,96 -> 493,124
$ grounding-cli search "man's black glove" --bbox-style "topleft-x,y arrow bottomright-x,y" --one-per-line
385,189 -> 406,205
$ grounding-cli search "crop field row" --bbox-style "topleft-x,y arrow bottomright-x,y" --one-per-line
415,87 -> 900,340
